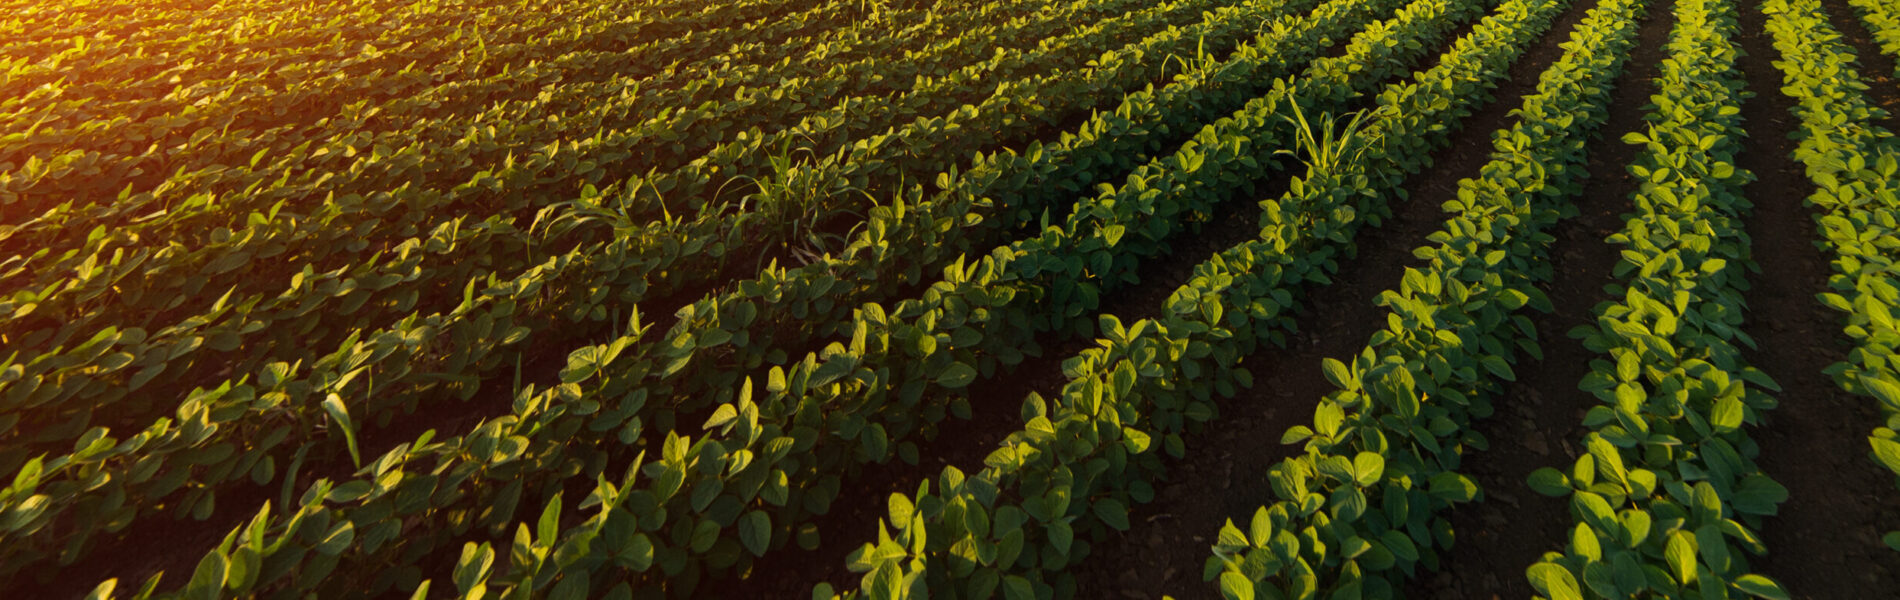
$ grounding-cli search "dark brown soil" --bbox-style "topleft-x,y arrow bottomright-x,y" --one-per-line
1734,0 -> 1900,595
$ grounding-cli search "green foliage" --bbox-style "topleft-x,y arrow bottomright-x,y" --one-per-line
1765,0 -> 1900,560
1526,0 -> 1791,596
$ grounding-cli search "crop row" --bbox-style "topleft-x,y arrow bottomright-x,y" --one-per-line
0,0 -> 1220,581
0,0 -> 1088,447
0,0 -> 1148,421
822,0 -> 1597,595
0,0 -> 1292,585
1,0 -> 827,154
1203,1 -> 1650,599
0,0 -> 1325,570
4,0 -> 1347,588
1762,0 -> 1900,555
557,0 -> 1433,477
1844,0 -> 1900,75
1523,0 -> 1792,596
338,0 -> 1460,591
47,0 -> 1464,594
1201,0 -> 1650,597
0,0 -> 1055,338
0,0 -> 1000,226
0,0 -> 714,60
0,0 -> 1135,462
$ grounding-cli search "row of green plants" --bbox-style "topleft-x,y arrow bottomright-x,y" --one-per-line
0,0 -> 840,184
816,0 -> 1595,594
50,0 -> 1465,595
1525,0 -> 1791,596
573,0 -> 1237,233
0,0 -> 1147,451
0,0 -> 1034,565
352,0 -> 1474,595
0,0 -> 1074,457
1,0 -> 1032,247
0,0 -> 1346,579
0,0 -> 1159,465
0,0 -> 1296,584
558,0 -> 1437,473
1761,0 -> 1900,555
1,0 -> 706,67
537,0 -> 1348,427
1208,0 -> 1656,596
1844,0 -> 1900,76
1,0 -> 850,233
470,0 -> 1468,592
0,0 -> 1049,352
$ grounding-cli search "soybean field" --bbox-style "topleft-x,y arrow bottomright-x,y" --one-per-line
4,0 -> 1900,598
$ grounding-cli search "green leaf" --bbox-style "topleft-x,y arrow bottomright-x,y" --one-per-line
1095,498 -> 1131,531
1527,468 -> 1573,497
538,493 -> 564,545
321,394 -> 362,468
1730,574 -> 1789,600
1664,531 -> 1696,584
868,562 -> 903,600
1587,436 -> 1627,489
1527,562 -> 1583,600
182,550 -> 228,600
1428,471 -> 1478,502
1353,452 -> 1385,487
1711,397 -> 1744,433
889,494 -> 915,527
1050,520 -> 1075,557
1481,355 -> 1516,381
690,519 -> 720,553
1732,475 -> 1788,516
1321,358 -> 1353,389
84,580 -> 117,600
1863,375 -> 1900,411
453,542 -> 494,595
1220,571 -> 1255,600
1002,575 -> 1036,600
703,405 -> 739,430
1871,437 -> 1900,475
740,511 -> 772,557
1281,426 -> 1315,444
937,362 -> 978,389
550,576 -> 590,600
316,522 -> 355,556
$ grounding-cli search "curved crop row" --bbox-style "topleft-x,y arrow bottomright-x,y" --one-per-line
0,0 -> 1121,449
0,0 -> 826,158
0,0 -> 703,65
0,0 -> 1368,584
1843,0 -> 1900,75
48,0 -> 1466,595
1523,0 -> 1791,596
0,0 -> 1063,332
0,0 -> 1169,581
0,0 -> 1280,585
1762,0 -> 1900,555
822,0 -> 1606,595
1207,0 -> 1651,597
0,0 -> 1092,453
